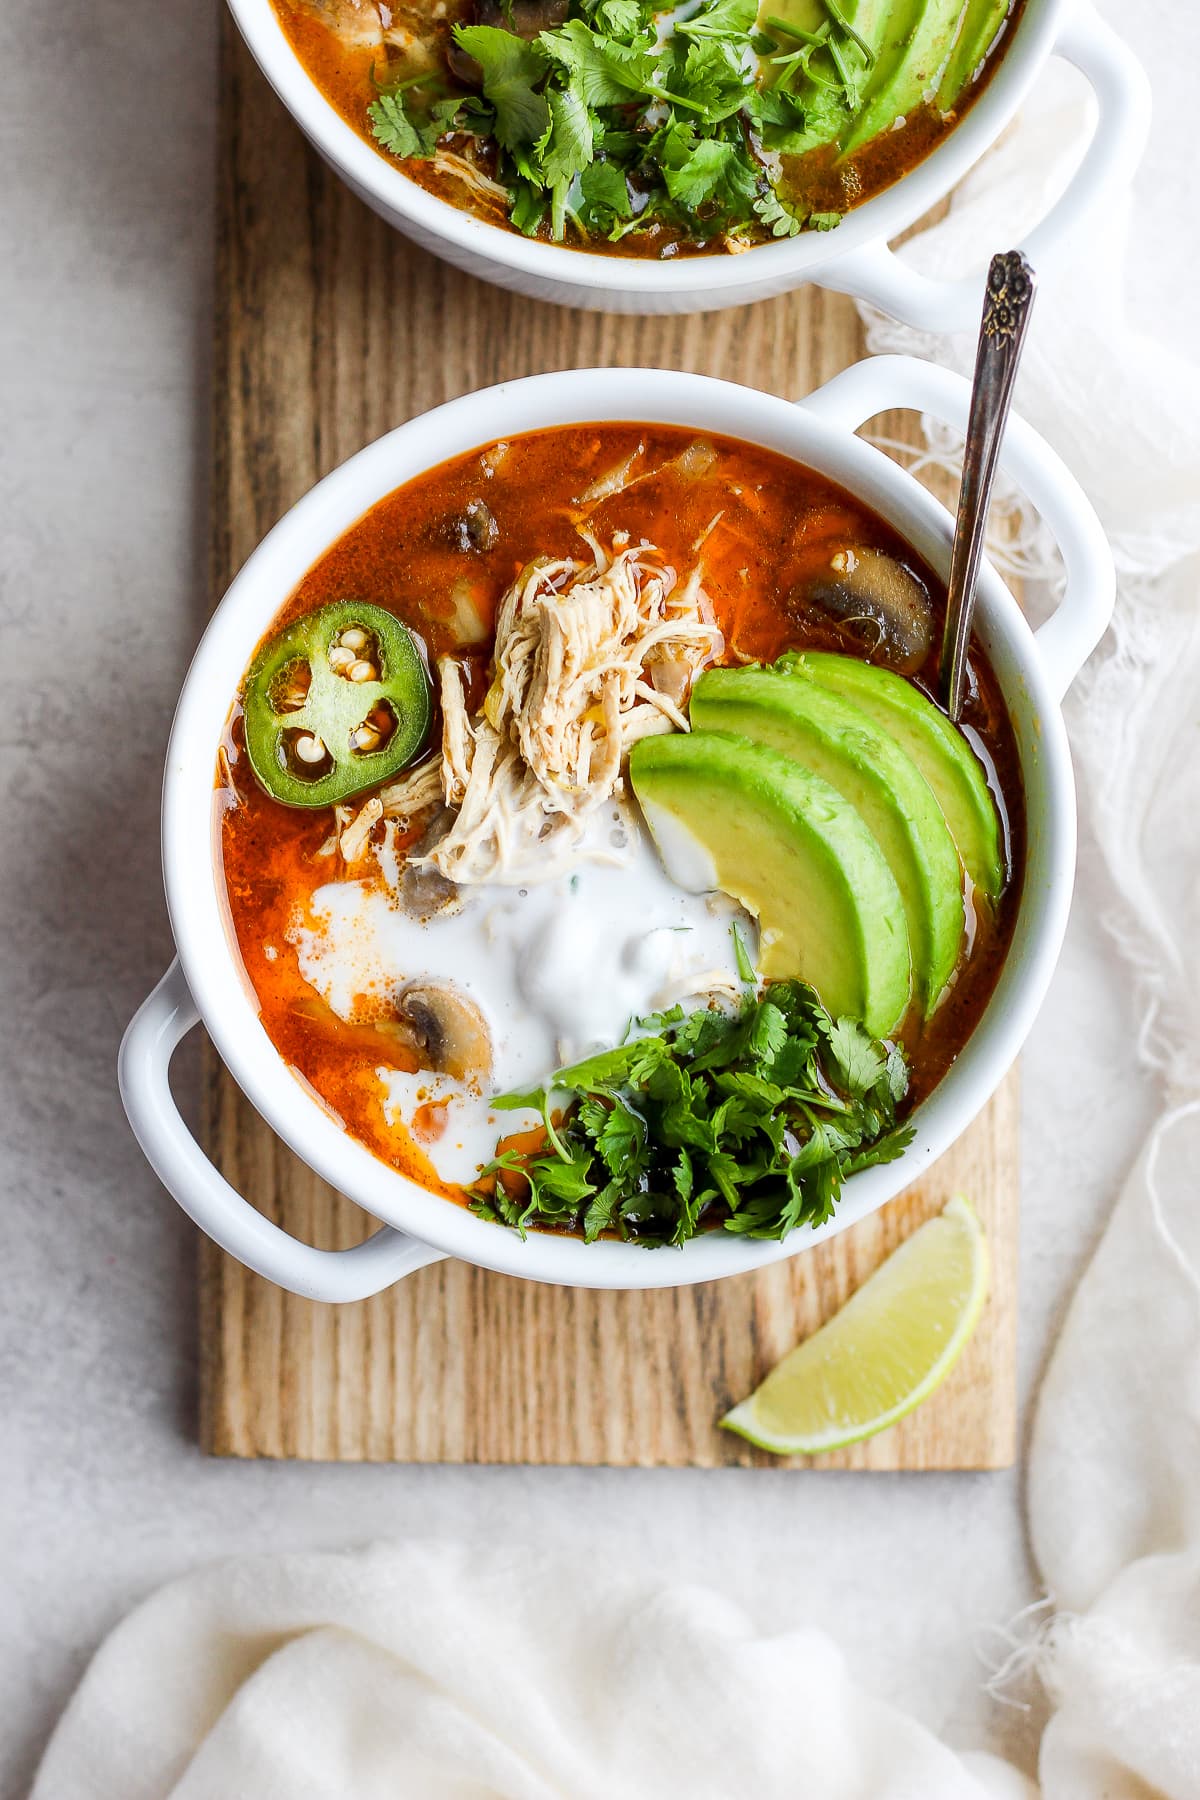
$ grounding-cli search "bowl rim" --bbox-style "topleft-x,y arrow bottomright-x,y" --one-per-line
162,366 -> 1075,1289
223,0 -> 1068,297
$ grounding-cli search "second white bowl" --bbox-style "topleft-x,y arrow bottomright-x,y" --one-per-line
225,0 -> 1148,320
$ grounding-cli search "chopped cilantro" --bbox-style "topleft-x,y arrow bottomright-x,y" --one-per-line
470,979 -> 914,1247
753,186 -> 805,238
366,0 -> 863,247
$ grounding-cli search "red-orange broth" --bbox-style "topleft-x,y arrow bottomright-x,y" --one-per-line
217,423 -> 1025,1206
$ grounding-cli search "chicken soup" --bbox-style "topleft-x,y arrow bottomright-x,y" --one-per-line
274,0 -> 1025,258
217,424 -> 1024,1246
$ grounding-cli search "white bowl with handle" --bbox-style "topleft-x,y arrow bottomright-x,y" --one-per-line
120,354 -> 1113,1301
225,0 -> 1148,320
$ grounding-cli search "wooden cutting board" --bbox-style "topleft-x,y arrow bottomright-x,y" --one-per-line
199,8 -> 1019,1468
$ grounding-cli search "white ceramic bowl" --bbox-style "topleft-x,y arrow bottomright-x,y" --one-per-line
224,0 -> 1147,320
121,354 -> 1113,1301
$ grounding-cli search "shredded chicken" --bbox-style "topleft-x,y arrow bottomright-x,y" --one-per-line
298,0 -> 385,49
692,510 -> 725,554
431,149 -> 513,211
339,795 -> 383,863
379,757 -> 444,823
296,0 -> 439,68
567,438 -> 718,515
575,447 -> 643,505
411,539 -> 723,887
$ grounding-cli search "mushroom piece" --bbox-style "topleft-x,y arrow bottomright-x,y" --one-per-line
452,498 -> 499,555
482,0 -> 569,30
397,982 -> 493,1082
447,0 -> 569,79
805,546 -> 934,674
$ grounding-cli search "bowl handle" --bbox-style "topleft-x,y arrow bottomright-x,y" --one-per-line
801,353 -> 1115,698
817,4 -> 1151,334
119,960 -> 447,1302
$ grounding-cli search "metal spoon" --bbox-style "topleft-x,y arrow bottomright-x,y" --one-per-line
939,250 -> 1037,721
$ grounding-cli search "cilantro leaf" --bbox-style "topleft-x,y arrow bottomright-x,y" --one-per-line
754,186 -> 805,239
452,26 -> 551,150
660,133 -> 733,208
583,1180 -> 625,1242
674,0 -> 758,40
368,88 -> 438,160
669,38 -> 751,122
509,178 -> 549,235
823,1015 -> 888,1098
584,0 -> 650,40
539,19 -> 652,105
538,85 -> 595,189
748,1000 -> 788,1067
577,158 -> 633,231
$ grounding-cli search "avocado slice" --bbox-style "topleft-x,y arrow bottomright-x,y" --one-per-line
691,667 -> 964,1011
838,0 -> 967,158
629,730 -> 911,1037
935,0 -> 1012,113
797,653 -> 1004,901
761,0 -> 997,160
757,0 -> 896,155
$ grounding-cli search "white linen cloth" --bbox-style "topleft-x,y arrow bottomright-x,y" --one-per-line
33,5 -> 1200,1795
31,1542 -> 1034,1800
857,6 -> 1200,1789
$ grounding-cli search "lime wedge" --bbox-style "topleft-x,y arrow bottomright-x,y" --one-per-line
721,1197 -> 988,1455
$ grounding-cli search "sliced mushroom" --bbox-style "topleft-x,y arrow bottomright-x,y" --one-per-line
397,982 -> 493,1082
481,0 -> 568,30
452,498 -> 499,555
395,858 -> 460,919
387,804 -> 462,916
804,546 -> 934,673
479,440 -> 511,477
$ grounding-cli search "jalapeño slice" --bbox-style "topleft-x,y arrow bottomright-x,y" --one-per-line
243,600 -> 432,808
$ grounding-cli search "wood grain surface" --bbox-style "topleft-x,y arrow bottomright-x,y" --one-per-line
199,9 -> 1019,1468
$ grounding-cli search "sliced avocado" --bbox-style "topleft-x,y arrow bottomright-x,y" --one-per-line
797,653 -> 1004,901
838,0 -> 966,158
762,0 -> 994,160
691,667 -> 964,1011
629,730 -> 911,1037
935,0 -> 1012,112
758,0 -> 894,153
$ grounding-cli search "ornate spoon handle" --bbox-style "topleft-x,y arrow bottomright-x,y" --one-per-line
939,251 -> 1037,721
